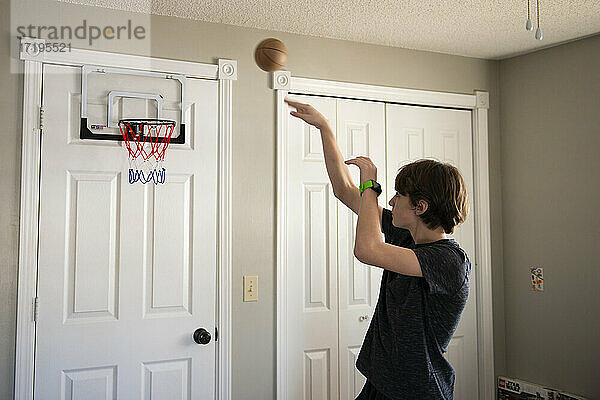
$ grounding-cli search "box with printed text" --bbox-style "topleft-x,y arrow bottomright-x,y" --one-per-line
497,377 -> 556,400
497,377 -> 589,400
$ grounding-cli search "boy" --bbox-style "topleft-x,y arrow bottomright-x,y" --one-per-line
286,98 -> 471,400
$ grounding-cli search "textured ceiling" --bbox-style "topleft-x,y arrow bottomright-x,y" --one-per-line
61,0 -> 600,59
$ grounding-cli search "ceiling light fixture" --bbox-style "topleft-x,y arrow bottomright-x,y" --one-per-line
526,0 -> 533,31
535,0 -> 543,40
526,0 -> 543,40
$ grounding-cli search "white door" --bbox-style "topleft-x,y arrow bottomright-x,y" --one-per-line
284,96 -> 388,400
35,64 -> 218,399
336,99 -> 387,400
385,103 -> 478,399
285,95 -> 340,400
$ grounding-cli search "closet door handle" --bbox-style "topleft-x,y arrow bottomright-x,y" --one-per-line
359,315 -> 369,322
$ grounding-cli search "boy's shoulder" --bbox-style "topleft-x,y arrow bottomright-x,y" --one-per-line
412,239 -> 471,276
414,237 -> 466,253
412,238 -> 462,253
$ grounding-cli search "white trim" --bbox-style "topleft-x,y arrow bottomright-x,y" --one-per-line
275,88 -> 289,400
473,91 -> 495,400
271,71 -> 291,90
14,59 -> 43,400
289,76 -> 476,109
15,38 -> 234,400
216,76 -> 234,400
218,59 -> 238,81
275,75 -> 494,399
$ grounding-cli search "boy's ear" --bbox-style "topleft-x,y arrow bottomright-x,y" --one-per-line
415,199 -> 429,215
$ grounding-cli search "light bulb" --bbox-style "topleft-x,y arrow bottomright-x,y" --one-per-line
535,27 -> 543,40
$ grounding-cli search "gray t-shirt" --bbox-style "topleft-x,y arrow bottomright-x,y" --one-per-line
356,209 -> 471,400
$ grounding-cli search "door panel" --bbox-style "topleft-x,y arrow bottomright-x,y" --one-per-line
336,99 -> 386,400
386,103 -> 478,399
285,95 -> 339,400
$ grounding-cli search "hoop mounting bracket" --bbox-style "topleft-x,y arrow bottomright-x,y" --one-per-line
80,65 -> 186,144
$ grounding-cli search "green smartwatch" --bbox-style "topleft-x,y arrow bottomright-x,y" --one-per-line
359,180 -> 382,196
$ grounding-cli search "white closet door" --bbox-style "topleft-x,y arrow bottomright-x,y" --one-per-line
285,95 -> 339,400
386,103 -> 478,399
336,99 -> 386,400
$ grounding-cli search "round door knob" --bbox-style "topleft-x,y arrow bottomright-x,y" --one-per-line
193,328 -> 211,345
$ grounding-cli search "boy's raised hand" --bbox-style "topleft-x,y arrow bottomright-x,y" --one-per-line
345,156 -> 377,184
285,98 -> 329,129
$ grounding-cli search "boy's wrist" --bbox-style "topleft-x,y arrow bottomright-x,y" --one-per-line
317,120 -> 331,131
359,180 -> 382,196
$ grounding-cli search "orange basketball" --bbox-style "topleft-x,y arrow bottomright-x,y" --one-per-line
254,38 -> 288,72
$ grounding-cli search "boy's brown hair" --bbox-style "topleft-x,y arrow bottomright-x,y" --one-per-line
394,159 -> 469,234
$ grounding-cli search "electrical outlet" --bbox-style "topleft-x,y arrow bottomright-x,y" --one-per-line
244,275 -> 258,302
530,267 -> 544,291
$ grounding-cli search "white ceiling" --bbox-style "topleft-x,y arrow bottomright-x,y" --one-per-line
61,0 -> 600,59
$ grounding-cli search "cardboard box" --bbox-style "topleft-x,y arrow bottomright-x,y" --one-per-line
497,377 -> 589,400
498,377 -> 556,399
556,392 -> 589,400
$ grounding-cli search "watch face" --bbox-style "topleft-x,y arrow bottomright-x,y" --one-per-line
373,182 -> 382,195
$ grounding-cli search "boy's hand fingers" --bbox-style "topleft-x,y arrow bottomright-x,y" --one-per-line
345,158 -> 364,167
354,156 -> 375,166
287,104 -> 304,112
285,99 -> 306,107
290,111 -> 305,119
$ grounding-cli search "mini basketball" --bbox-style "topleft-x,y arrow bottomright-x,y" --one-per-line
254,38 -> 288,72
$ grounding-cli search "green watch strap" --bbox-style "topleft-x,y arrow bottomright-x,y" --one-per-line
359,180 -> 374,194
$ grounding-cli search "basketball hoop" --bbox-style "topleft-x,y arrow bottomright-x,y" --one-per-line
118,119 -> 176,184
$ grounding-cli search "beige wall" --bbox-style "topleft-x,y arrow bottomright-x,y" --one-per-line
0,1 -> 506,398
499,35 -> 600,398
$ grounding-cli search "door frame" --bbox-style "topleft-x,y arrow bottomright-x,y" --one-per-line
15,37 -> 235,400
274,71 -> 494,399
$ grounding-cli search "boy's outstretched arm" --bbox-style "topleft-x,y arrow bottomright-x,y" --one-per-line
285,98 -> 383,221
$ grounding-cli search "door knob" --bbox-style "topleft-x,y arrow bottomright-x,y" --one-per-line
193,328 -> 212,345
359,315 -> 369,322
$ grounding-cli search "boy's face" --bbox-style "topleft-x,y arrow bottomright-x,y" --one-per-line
388,192 -> 417,228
